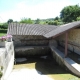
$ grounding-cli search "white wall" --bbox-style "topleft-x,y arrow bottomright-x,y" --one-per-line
0,41 -> 14,80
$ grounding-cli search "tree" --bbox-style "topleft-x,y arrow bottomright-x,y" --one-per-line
60,5 -> 80,23
35,18 -> 40,24
76,16 -> 80,21
27,18 -> 33,24
7,19 -> 13,24
2,23 -> 8,29
54,16 -> 59,21
0,23 -> 8,29
20,18 -> 33,24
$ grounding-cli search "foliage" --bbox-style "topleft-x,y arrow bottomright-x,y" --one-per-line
0,23 -> 8,29
47,20 -> 63,25
0,72 -> 3,78
0,29 -> 7,37
53,20 -> 60,25
35,18 -> 40,24
2,4 -> 80,26
60,5 -> 80,22
7,19 -> 13,24
54,16 -> 59,21
0,29 -> 7,33
20,18 -> 33,24
0,66 -> 3,78
76,16 -> 80,21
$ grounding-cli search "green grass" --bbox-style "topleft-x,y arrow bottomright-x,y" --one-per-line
0,29 -> 7,37
0,33 -> 6,37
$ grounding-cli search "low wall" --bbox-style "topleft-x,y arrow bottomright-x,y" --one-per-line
13,35 -> 50,57
13,35 -> 49,47
15,46 -> 51,57
57,29 -> 80,55
0,42 -> 14,80
50,46 -> 80,77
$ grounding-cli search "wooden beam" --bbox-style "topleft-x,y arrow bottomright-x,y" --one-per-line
65,32 -> 68,57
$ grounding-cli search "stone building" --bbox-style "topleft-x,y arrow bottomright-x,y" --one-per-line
7,23 -> 58,57
7,21 -> 80,56
7,21 -> 80,77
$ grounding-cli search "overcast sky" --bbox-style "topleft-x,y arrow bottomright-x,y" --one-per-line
0,0 -> 80,22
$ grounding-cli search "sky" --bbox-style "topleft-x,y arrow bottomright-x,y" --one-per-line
0,0 -> 80,22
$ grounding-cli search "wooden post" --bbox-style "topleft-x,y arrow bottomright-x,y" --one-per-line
65,32 -> 68,57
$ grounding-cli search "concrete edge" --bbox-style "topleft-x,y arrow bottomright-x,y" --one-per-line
50,46 -> 80,77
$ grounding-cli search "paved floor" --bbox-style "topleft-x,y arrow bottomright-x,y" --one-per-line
7,68 -> 53,80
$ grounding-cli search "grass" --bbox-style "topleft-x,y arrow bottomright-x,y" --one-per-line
0,29 -> 7,37
0,33 -> 6,37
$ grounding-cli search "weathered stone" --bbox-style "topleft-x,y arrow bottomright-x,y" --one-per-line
49,40 -> 57,48
0,41 -> 14,80
15,46 -> 51,57
13,35 -> 49,47
57,29 -> 80,55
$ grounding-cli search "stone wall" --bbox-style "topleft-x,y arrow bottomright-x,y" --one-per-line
13,35 -> 49,47
49,39 -> 57,48
0,41 -> 14,80
15,46 -> 51,57
57,29 -> 80,55
13,35 -> 50,57
51,46 -> 80,77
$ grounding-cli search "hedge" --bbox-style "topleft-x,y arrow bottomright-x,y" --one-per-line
0,29 -> 7,33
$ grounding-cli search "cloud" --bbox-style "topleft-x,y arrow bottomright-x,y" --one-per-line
0,0 -> 79,22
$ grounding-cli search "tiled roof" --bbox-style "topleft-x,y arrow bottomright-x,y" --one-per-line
7,23 -> 57,35
44,21 -> 80,38
7,21 -> 80,38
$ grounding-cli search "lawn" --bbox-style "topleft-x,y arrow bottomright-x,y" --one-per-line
0,29 -> 7,37
0,33 -> 6,37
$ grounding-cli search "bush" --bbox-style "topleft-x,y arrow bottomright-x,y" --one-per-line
0,66 -> 3,78
0,23 -> 8,29
0,29 -> 7,33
